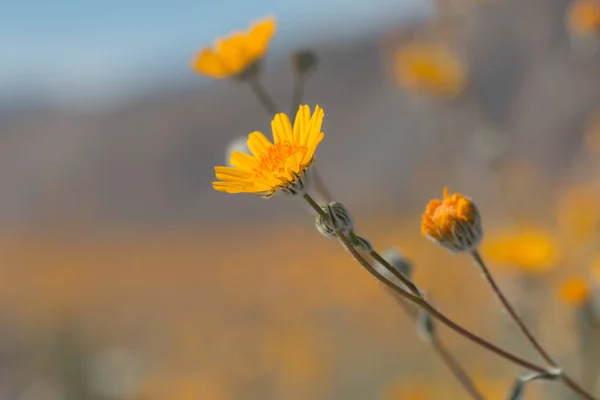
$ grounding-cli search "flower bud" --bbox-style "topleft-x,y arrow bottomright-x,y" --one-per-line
291,50 -> 318,76
421,187 -> 483,253
315,202 -> 354,238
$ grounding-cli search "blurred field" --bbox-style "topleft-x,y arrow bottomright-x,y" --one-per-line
4,0 -> 600,399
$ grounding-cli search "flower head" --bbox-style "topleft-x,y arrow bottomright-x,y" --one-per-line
482,228 -> 559,273
213,105 -> 324,197
192,16 -> 276,79
421,188 -> 482,252
394,41 -> 467,99
567,0 -> 600,36
559,277 -> 591,306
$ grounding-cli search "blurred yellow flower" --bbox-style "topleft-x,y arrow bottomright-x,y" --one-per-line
482,228 -> 559,273
192,16 -> 276,79
566,0 -> 600,36
556,186 -> 600,244
213,105 -> 324,197
421,188 -> 482,252
394,41 -> 467,98
559,277 -> 591,306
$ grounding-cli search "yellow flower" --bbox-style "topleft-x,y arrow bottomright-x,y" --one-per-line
559,277 -> 591,306
556,186 -> 600,244
394,41 -> 467,98
566,0 -> 600,36
482,228 -> 559,273
192,16 -> 276,79
213,105 -> 324,197
421,188 -> 482,252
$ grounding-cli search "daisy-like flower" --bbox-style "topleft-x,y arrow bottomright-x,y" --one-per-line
394,41 -> 467,99
192,16 -> 276,80
421,188 -> 483,253
213,105 -> 324,197
566,0 -> 600,36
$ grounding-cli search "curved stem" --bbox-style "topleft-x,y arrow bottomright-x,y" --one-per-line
471,250 -> 598,400
388,292 -> 485,400
290,75 -> 306,116
471,250 -> 555,365
248,78 -> 278,115
430,336 -> 485,400
370,250 -> 422,297
303,193 -> 547,375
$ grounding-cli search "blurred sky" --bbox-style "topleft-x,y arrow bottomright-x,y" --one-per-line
1,0 -> 428,107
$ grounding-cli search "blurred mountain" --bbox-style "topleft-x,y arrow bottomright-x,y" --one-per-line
2,0 -> 600,228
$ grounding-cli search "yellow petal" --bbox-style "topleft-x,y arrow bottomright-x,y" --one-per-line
214,166 -> 253,182
293,105 -> 310,142
303,132 -> 324,164
247,16 -> 277,58
192,49 -> 230,78
247,131 -> 272,157
271,113 -> 294,144
213,181 -> 256,193
229,151 -> 257,171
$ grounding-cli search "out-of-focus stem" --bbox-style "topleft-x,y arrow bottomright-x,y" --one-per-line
290,74 -> 306,116
471,250 -> 598,400
248,78 -> 278,115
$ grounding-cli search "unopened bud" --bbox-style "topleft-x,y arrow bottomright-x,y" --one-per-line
315,202 -> 354,238
291,50 -> 318,76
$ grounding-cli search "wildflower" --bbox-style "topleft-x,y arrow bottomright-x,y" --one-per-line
213,105 -> 324,197
394,41 -> 467,99
192,16 -> 276,80
482,228 -> 559,273
421,188 -> 483,253
559,278 -> 591,306
566,0 -> 600,36
315,202 -> 354,238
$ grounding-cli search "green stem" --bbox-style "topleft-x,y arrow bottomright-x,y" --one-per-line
471,250 -> 597,400
248,78 -> 278,115
387,291 -> 485,400
303,193 -> 547,375
290,74 -> 306,116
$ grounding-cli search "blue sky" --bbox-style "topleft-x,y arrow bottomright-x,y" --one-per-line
1,0 -> 429,107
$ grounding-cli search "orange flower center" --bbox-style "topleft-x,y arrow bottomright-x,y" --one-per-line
254,142 -> 308,179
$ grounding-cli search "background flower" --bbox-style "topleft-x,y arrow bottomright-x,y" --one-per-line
192,16 -> 276,79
